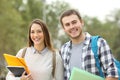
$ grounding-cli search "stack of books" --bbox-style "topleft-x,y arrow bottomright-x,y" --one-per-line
3,54 -> 30,77
70,67 -> 104,80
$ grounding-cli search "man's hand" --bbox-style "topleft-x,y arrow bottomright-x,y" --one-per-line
106,77 -> 118,80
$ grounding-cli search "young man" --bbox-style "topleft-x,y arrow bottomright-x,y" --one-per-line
60,9 -> 119,80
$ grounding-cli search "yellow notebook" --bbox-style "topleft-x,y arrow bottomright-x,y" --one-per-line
3,53 -> 30,74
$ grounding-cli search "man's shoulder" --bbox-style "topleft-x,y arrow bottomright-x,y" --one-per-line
61,41 -> 71,48
60,41 -> 71,53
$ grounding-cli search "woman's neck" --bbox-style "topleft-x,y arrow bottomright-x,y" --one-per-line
34,44 -> 45,52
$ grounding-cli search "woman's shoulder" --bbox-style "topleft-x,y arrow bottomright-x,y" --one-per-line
16,48 -> 25,57
16,47 -> 31,57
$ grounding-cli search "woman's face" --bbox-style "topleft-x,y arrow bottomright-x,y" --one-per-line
30,23 -> 44,46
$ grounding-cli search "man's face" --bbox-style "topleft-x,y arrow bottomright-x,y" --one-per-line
62,14 -> 83,39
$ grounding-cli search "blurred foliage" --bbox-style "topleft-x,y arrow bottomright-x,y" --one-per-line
45,0 -> 71,48
84,11 -> 120,59
0,0 -> 120,79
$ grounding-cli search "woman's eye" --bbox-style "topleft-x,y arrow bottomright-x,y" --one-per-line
37,30 -> 42,33
38,31 -> 41,33
31,31 -> 34,33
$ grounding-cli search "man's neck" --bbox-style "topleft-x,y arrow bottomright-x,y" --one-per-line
71,33 -> 85,44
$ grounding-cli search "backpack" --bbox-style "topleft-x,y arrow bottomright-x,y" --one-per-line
91,36 -> 120,80
21,47 -> 56,77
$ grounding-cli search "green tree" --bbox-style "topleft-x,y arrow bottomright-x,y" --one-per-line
46,0 -> 70,48
108,9 -> 120,60
84,15 -> 118,56
0,0 -> 24,78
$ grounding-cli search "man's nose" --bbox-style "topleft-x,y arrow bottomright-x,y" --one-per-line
70,24 -> 74,28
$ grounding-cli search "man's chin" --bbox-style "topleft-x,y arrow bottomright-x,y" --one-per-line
71,36 -> 78,39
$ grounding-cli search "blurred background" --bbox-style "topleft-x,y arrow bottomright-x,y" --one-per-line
0,0 -> 120,79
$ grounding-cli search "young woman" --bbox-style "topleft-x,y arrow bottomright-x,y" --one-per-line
6,19 -> 63,80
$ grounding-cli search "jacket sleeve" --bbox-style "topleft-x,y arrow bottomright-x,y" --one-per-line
98,38 -> 119,78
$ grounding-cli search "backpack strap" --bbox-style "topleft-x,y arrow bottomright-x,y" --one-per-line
91,36 -> 104,78
52,51 -> 56,78
21,47 -> 27,58
114,59 -> 120,80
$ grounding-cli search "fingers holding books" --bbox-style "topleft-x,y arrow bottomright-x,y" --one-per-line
26,73 -> 33,80
20,71 -> 26,80
20,71 -> 33,80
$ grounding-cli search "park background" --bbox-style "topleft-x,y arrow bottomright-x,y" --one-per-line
0,0 -> 120,79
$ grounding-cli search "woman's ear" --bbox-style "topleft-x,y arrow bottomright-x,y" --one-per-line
81,20 -> 84,26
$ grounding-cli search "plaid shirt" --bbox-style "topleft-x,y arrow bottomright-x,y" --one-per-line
60,32 -> 119,80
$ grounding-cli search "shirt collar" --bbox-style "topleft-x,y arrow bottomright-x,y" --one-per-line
68,32 -> 92,48
31,46 -> 48,55
84,32 -> 91,45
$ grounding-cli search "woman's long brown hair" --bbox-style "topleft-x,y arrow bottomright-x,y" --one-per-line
28,19 -> 55,52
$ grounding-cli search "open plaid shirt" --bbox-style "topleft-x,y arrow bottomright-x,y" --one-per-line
60,32 -> 118,80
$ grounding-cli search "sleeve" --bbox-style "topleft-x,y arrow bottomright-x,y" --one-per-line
98,38 -> 119,78
6,49 -> 24,80
16,48 -> 24,57
54,51 -> 64,80
6,70 -> 21,80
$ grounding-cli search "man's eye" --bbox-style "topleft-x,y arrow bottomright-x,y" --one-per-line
72,21 -> 77,24
65,23 -> 70,26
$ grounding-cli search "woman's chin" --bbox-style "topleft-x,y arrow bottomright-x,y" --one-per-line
34,42 -> 40,45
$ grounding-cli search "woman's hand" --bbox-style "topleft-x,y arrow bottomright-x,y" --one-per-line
20,71 -> 33,80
